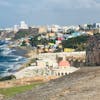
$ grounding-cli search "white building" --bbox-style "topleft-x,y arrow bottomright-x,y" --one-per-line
13,25 -> 19,33
95,23 -> 100,28
51,25 -> 61,32
62,25 -> 79,33
20,21 -> 28,29
4,28 -> 13,32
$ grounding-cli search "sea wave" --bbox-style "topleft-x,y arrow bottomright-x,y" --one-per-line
0,40 -> 27,77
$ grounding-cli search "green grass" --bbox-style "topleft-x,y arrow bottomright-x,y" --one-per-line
0,82 -> 43,98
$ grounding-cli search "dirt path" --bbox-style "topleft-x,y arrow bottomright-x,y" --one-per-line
7,67 -> 100,100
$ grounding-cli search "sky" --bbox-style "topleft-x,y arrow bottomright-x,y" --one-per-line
0,0 -> 100,28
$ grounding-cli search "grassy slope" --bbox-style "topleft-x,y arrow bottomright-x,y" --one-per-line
0,82 -> 43,98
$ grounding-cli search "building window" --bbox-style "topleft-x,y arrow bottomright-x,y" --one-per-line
61,73 -> 64,76
58,73 -> 60,76
65,73 -> 67,75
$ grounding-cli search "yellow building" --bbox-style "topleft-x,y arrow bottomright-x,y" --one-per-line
64,48 -> 75,52
39,26 -> 47,34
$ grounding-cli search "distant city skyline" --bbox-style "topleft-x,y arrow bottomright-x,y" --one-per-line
0,0 -> 100,28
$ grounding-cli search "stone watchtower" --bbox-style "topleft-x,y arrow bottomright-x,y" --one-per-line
86,33 -> 100,66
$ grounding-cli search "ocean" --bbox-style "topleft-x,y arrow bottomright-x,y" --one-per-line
0,40 -> 27,77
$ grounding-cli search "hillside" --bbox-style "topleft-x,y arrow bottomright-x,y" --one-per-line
7,67 -> 100,100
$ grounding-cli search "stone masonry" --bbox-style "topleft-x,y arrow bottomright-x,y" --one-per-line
86,33 -> 100,66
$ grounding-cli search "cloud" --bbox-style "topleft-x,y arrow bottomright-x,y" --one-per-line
43,0 -> 100,9
75,0 -> 100,8
2,0 -> 100,13
0,0 -> 12,7
0,0 -> 100,27
1,0 -> 100,10
15,0 -> 100,15
32,0 -> 100,10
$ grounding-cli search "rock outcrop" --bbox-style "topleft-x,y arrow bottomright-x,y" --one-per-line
86,33 -> 100,66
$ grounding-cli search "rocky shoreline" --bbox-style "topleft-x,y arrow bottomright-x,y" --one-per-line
0,45 -> 36,80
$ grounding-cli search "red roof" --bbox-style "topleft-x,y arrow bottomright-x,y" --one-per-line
58,60 -> 70,67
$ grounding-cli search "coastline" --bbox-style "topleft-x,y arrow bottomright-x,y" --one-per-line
9,46 -> 37,72
10,47 -> 30,58
0,45 -> 36,78
10,46 -> 37,58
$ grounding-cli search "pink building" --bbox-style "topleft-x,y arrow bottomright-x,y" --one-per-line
58,57 -> 70,68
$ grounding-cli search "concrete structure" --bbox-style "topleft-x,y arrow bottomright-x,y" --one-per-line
13,52 -> 82,79
38,26 -> 47,34
4,28 -> 13,32
14,25 -> 19,33
20,21 -> 28,29
95,23 -> 100,28
37,52 -> 86,60
51,25 -> 61,33
52,67 -> 79,76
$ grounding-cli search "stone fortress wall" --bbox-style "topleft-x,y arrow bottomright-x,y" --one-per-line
86,33 -> 100,66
